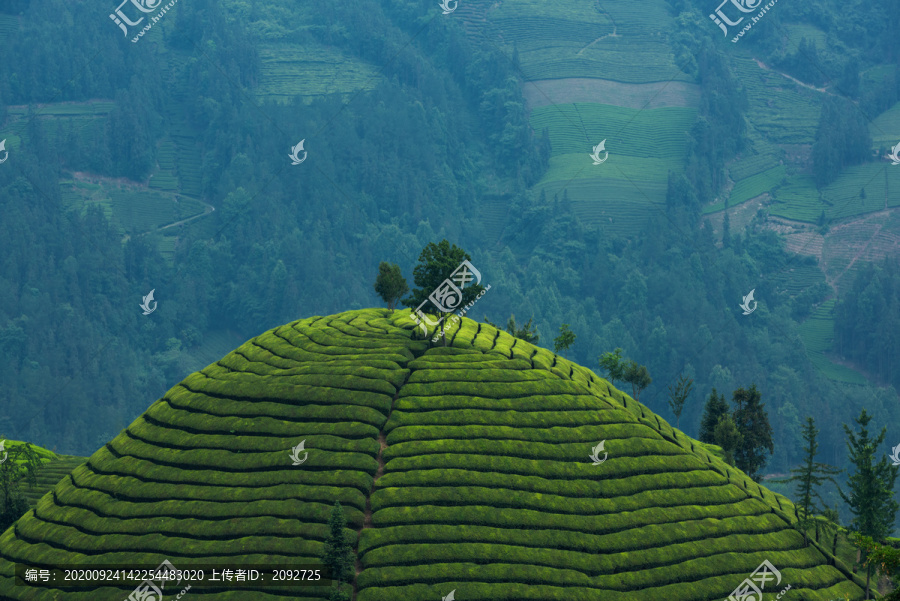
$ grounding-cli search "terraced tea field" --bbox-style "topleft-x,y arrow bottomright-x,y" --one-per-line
1,101 -> 114,149
19,456 -> 89,508
256,45 -> 382,103
0,14 -> 17,42
61,179 -> 208,235
870,100 -> 900,152
798,300 -> 868,385
481,0 -> 689,83
530,103 -> 695,233
0,309 -> 869,600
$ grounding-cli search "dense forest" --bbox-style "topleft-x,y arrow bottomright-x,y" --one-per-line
0,0 -> 899,533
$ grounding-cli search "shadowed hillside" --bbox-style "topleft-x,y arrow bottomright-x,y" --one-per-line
0,309 -> 868,600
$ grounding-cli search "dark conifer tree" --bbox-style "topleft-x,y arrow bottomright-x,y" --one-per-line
699,388 -> 729,444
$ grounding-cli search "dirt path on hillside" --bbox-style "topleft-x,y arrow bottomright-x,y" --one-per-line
353,370 -> 409,600
154,201 -> 215,231
753,59 -> 841,98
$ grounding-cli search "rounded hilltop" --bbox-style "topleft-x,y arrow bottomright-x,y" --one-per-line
0,309 -> 869,600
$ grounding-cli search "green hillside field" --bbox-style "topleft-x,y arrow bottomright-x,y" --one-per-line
798,300 -> 868,385
530,103 -> 696,234
0,309 -> 869,600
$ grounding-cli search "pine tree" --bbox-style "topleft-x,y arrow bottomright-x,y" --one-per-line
698,388 -> 728,444
321,502 -> 355,591
839,408 -> 900,599
731,385 -> 774,481
771,417 -> 842,546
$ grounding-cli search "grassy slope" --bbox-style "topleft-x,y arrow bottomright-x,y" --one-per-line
0,309 -> 869,600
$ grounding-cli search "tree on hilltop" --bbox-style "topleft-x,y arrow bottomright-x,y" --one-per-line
402,240 -> 484,345
623,360 -> 652,402
666,374 -> 693,430
598,348 -> 625,388
553,324 -> 575,359
699,388 -> 728,444
373,262 -> 408,312
484,314 -> 539,343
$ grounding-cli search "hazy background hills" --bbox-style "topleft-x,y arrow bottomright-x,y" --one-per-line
0,0 -> 899,530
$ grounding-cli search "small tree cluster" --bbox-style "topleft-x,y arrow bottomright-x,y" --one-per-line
697,385 -> 773,479
0,442 -> 43,533
597,348 -> 652,402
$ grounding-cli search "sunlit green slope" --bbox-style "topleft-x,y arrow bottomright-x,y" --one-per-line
0,309 -> 868,600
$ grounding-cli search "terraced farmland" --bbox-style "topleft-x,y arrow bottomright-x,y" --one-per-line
728,57 -> 821,144
530,103 -> 695,233
2,101 -> 114,149
798,301 -> 868,385
870,100 -> 900,151
19,456 -> 89,508
481,0 -> 690,83
770,165 -> 899,223
0,309 -> 869,600
60,180 -> 208,235
256,45 -> 382,103
0,14 -> 18,42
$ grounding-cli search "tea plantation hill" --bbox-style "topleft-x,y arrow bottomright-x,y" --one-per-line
0,309 -> 869,600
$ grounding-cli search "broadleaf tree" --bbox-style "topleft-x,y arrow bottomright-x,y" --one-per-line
402,240 -> 484,345
373,262 -> 408,312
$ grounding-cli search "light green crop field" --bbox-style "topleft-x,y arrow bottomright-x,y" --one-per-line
870,100 -> 900,150
782,23 -> 828,50
530,103 -> 695,233
728,57 -> 821,144
483,0 -> 690,83
701,164 -> 787,214
769,165 -> 899,223
798,300 -> 868,385
256,45 -> 382,103
0,309 -> 870,600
